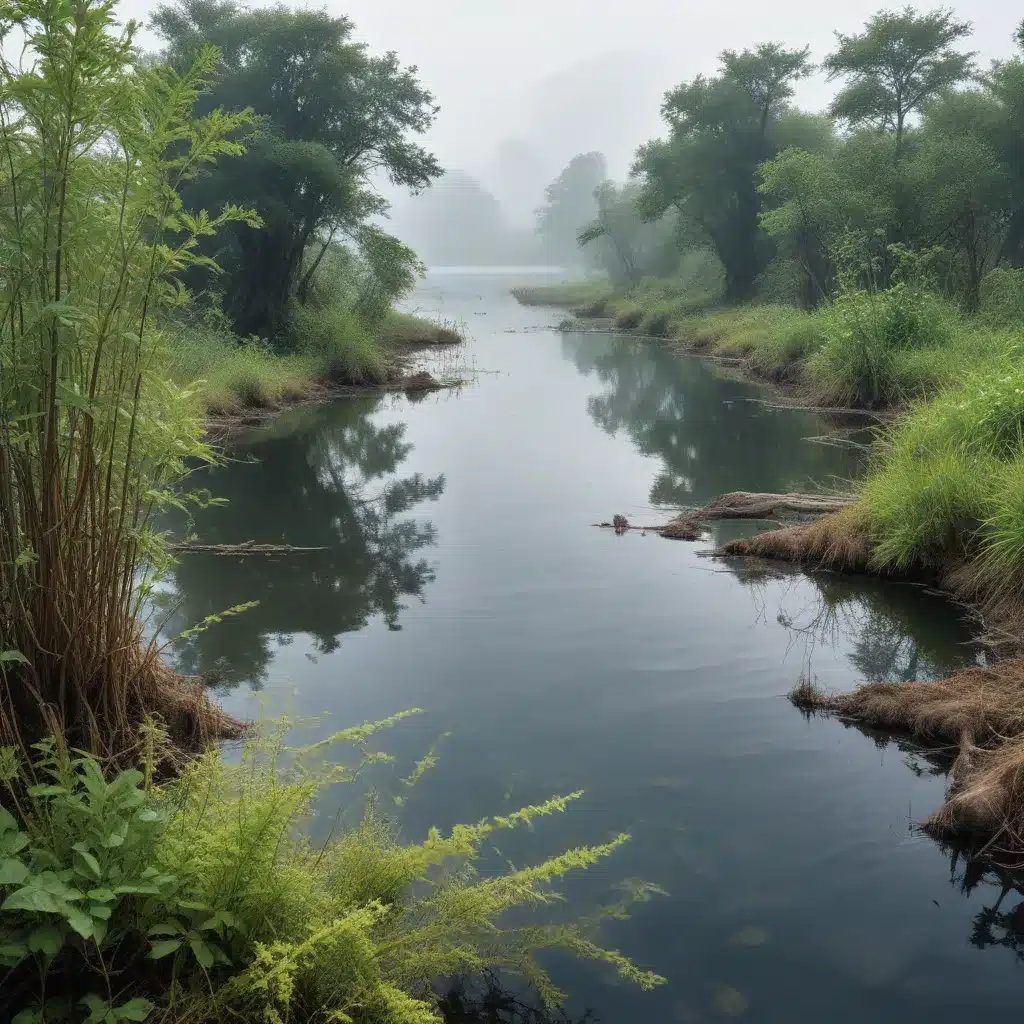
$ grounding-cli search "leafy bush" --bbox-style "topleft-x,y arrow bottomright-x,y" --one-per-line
638,307 -> 675,337
0,718 -> 663,1023
807,285 -> 957,407
612,304 -> 645,330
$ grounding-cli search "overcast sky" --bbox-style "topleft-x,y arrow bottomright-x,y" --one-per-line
123,0 -> 1020,212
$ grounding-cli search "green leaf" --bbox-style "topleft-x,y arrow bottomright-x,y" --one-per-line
89,903 -> 112,920
90,917 -> 107,946
114,998 -> 154,1021
12,1010 -> 41,1024
26,784 -> 68,797
0,940 -> 29,960
65,907 -> 93,940
79,994 -> 108,1024
3,887 -> 61,914
73,846 -> 102,879
0,857 -> 29,885
0,831 -> 30,857
0,650 -> 29,665
176,899 -> 210,911
188,934 -> 214,969
87,888 -> 116,902
147,919 -> 182,935
148,938 -> 182,959
27,925 -> 63,957
0,807 -> 18,832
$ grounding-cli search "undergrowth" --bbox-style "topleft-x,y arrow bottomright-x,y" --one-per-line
0,715 -> 663,1023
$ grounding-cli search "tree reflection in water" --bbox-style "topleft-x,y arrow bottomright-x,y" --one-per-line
561,332 -> 865,514
727,558 -> 1024,968
159,397 -> 443,689
437,974 -> 597,1024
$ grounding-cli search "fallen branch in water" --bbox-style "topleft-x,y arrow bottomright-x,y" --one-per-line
168,541 -> 328,555
597,491 -> 858,541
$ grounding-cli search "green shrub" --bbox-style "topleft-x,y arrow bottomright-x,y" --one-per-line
638,306 -> 675,337
806,286 -> 957,407
612,304 -> 645,330
0,718 -> 663,1023
748,317 -> 824,377
379,312 -> 464,346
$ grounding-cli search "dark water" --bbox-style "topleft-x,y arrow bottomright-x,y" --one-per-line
163,269 -> 1024,1022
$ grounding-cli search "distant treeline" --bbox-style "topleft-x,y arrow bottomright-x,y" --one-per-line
530,7 -> 1024,311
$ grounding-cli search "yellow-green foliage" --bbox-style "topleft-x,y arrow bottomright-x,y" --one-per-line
511,280 -> 614,310
0,717 -> 662,1023
160,716 -> 664,1022
380,312 -> 465,347
289,302 -> 391,385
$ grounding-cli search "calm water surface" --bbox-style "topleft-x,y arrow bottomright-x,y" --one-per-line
165,269 -> 1024,1022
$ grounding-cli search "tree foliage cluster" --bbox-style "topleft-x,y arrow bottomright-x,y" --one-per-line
626,6 -> 1024,313
152,0 -> 442,342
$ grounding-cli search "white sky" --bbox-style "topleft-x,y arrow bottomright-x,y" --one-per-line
122,0 -> 1020,212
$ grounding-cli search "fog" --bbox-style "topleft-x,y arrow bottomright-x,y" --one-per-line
124,0 -> 1020,266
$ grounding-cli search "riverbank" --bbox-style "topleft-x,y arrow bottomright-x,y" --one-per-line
165,310 -> 464,422
521,276 -> 1024,860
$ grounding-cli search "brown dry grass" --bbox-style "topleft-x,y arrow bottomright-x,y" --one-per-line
792,664 -> 1024,853
721,508 -> 873,571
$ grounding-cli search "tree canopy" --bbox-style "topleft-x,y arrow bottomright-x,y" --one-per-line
153,0 -> 441,339
633,43 -> 818,301
823,6 -> 975,147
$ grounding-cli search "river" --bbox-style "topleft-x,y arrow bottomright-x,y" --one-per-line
163,268 -> 1022,1022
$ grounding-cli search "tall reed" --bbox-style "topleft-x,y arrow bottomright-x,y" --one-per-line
0,0 -> 255,755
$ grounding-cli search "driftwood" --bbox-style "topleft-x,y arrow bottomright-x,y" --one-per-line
168,541 -> 328,555
597,491 -> 857,541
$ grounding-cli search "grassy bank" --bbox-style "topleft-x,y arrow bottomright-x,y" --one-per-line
164,309 -> 463,419
517,273 -> 1020,411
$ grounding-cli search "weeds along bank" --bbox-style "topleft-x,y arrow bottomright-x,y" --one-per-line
163,302 -> 463,421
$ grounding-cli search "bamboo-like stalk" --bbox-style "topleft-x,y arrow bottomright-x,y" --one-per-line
0,0 -> 257,758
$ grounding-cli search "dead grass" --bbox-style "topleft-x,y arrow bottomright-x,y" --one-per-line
790,665 -> 1024,852
721,508 -> 873,571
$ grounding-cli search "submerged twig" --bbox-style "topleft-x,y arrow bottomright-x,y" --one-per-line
168,541 -> 329,555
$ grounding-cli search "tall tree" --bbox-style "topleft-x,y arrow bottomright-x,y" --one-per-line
153,0 -> 441,339
633,43 -> 815,301
535,152 -> 607,266
823,7 -> 976,150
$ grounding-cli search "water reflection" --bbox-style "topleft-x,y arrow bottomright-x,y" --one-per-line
958,855 -> 1024,963
727,562 -> 984,685
561,332 -> 864,513
161,398 -> 443,688
438,976 -> 596,1024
